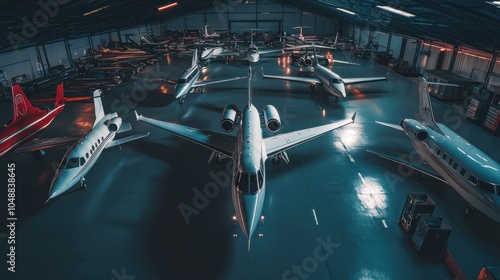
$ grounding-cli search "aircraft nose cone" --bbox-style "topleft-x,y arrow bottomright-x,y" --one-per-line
48,172 -> 73,201
174,85 -> 188,99
233,191 -> 261,239
334,82 -> 347,98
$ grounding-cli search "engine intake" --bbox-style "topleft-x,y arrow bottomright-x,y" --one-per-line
262,105 -> 281,132
301,56 -> 312,66
220,105 -> 239,132
107,117 -> 122,132
401,119 -> 428,141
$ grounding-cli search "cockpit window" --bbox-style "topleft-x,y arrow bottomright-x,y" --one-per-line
235,171 -> 263,194
178,78 -> 187,83
476,180 -> 497,195
64,157 -> 80,169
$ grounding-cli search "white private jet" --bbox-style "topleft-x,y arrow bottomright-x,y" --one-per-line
174,48 -> 246,104
135,67 -> 356,249
282,26 -> 319,46
369,78 -> 500,223
47,89 -> 149,201
262,45 -> 387,102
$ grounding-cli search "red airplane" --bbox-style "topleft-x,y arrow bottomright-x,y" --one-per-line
0,84 -> 78,158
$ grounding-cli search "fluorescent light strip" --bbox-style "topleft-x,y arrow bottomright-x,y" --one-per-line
158,2 -> 178,11
376,5 -> 415,17
336,7 -> 356,15
83,5 -> 110,16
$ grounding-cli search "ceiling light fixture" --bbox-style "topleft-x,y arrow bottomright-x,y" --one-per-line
83,5 -> 110,16
376,5 -> 415,17
158,2 -> 178,11
336,7 -> 356,15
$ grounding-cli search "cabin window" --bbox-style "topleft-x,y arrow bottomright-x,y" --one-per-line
98,138 -> 101,144
64,157 -> 80,169
477,181 -> 495,194
449,158 -> 453,165
437,149 -> 441,155
443,154 -> 447,160
453,163 -> 458,170
460,168 -> 466,176
80,157 -> 86,166
178,78 -> 187,83
86,152 -> 89,159
468,175 -> 478,186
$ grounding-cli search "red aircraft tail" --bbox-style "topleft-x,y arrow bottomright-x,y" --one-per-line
55,83 -> 64,107
11,85 -> 39,123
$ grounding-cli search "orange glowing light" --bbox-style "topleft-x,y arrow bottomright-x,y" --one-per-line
158,2 -> 178,11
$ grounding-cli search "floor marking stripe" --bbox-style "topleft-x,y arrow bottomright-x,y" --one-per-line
382,219 -> 388,228
348,153 -> 355,163
312,209 -> 319,225
358,172 -> 367,187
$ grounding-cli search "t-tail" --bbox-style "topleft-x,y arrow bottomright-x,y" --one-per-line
55,83 -> 64,107
93,89 -> 105,126
417,77 -> 443,134
312,44 -> 319,66
247,67 -> 253,107
11,85 -> 38,123
192,48 -> 198,67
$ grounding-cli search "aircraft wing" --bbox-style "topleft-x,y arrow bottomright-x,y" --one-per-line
366,149 -> 447,183
106,132 -> 149,149
262,68 -> 321,85
375,121 -> 404,132
264,113 -> 356,157
15,137 -> 80,154
342,76 -> 387,85
193,76 -> 246,87
135,111 -> 235,157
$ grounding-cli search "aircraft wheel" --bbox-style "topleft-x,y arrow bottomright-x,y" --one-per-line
465,205 -> 474,215
179,98 -> 185,104
80,178 -> 87,189
310,84 -> 316,92
200,87 -> 204,94
334,96 -> 339,103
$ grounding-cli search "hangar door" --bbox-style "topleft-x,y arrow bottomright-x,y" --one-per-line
229,21 -> 281,34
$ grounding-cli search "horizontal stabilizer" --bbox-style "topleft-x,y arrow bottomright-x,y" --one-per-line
105,132 -> 149,149
366,149 -> 446,183
32,96 -> 92,103
333,59 -> 360,66
15,137 -> 80,154
117,122 -> 132,134
342,76 -> 387,85
194,76 -> 246,87
375,121 -> 404,131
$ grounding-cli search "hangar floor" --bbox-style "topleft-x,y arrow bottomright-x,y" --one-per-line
1,50 -> 500,280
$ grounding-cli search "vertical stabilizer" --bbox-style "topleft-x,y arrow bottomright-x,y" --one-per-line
192,48 -> 198,66
55,83 -> 65,107
248,67 -> 252,107
93,89 -> 105,126
312,45 -> 319,66
250,28 -> 254,45
418,78 -> 443,134
11,85 -> 38,123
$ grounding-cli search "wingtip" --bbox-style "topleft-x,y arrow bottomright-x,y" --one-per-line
134,110 -> 140,121
352,112 -> 357,122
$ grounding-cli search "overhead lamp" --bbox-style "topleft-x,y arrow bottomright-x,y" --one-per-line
487,1 -> 500,7
336,7 -> 356,15
158,2 -> 178,11
83,5 -> 110,16
376,5 -> 415,17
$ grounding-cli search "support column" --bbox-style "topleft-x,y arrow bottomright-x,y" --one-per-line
42,44 -> 51,73
412,40 -> 421,68
399,37 -> 407,60
448,46 -> 458,71
34,44 -> 47,77
64,38 -> 74,67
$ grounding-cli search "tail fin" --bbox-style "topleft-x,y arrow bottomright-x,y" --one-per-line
312,45 -> 319,66
248,67 -> 252,107
418,78 -> 443,134
192,48 -> 198,66
93,89 -> 105,127
55,83 -> 64,107
250,28 -> 254,45
334,32 -> 338,46
11,85 -> 38,123
141,36 -> 151,44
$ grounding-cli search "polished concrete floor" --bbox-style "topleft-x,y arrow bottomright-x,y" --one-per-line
1,49 -> 500,280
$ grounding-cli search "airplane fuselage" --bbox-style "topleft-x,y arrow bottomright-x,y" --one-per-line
48,113 -> 119,200
0,106 -> 63,158
247,45 -> 260,63
200,47 -> 223,62
404,120 -> 500,222
231,104 -> 267,239
174,65 -> 200,99
313,64 -> 346,98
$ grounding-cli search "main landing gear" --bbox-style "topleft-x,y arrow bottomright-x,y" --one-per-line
179,98 -> 185,104
334,96 -> 339,103
465,205 -> 475,215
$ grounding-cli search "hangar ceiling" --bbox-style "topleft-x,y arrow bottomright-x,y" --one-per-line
0,0 -> 499,53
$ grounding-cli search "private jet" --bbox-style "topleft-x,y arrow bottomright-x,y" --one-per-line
262,45 -> 387,102
47,89 -> 149,201
174,48 -> 246,104
369,78 -> 500,223
0,84 -> 84,158
135,67 -> 356,249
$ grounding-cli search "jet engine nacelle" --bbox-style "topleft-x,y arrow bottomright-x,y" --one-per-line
107,117 -> 122,132
300,55 -> 312,66
221,105 -> 239,132
262,105 -> 281,132
401,119 -> 429,141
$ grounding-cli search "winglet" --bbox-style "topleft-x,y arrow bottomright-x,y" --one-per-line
351,112 -> 357,123
134,110 -> 141,121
